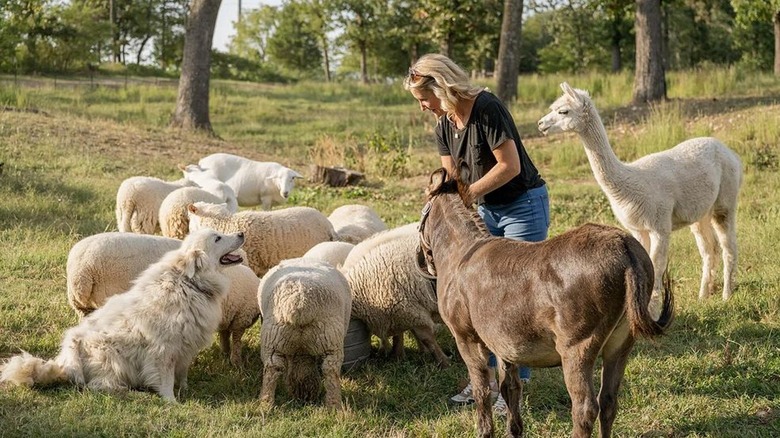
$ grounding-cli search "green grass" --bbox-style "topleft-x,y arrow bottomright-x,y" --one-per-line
0,70 -> 779,436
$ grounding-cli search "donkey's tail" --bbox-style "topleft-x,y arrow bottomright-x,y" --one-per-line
0,351 -> 69,388
624,239 -> 675,338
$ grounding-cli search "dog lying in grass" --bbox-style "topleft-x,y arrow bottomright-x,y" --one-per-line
0,229 -> 245,402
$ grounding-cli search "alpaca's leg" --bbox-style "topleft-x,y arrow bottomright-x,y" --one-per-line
690,218 -> 718,299
648,231 -> 671,317
630,230 -> 651,254
712,210 -> 738,300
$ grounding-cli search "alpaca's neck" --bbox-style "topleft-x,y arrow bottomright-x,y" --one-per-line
578,104 -> 632,195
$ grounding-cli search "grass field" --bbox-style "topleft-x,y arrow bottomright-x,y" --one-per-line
0,69 -> 779,437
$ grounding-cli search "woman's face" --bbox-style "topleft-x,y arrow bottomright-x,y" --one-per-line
410,88 -> 445,117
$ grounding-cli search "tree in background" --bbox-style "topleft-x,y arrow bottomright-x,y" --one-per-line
301,0 -> 337,82
335,0 -> 384,83
663,0 -> 739,70
267,1 -> 323,77
732,0 -> 780,74
229,5 -> 278,63
171,0 -> 222,133
496,0 -> 523,102
633,0 -> 666,104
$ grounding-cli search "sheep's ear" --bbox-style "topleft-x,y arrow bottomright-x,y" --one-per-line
290,170 -> 303,179
177,163 -> 187,171
187,203 -> 199,215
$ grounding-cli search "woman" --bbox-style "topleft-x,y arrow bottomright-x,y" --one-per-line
403,53 -> 550,415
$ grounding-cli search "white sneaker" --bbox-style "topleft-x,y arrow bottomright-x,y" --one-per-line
493,393 -> 522,417
449,383 -> 499,405
449,383 -> 475,405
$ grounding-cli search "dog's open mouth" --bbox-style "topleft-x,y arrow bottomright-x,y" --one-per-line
219,252 -> 243,266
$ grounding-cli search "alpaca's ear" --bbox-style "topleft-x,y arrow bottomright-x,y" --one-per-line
561,82 -> 579,101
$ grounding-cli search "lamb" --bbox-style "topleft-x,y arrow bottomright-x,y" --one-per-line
342,223 -> 450,368
537,82 -> 743,303
193,153 -> 303,210
159,187 -> 228,239
302,241 -> 355,268
179,164 -> 239,212
115,175 -> 197,234
187,201 -> 337,276
65,232 -> 261,366
258,258 -> 351,408
327,204 -> 388,244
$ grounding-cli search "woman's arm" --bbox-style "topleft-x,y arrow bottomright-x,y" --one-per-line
464,140 -> 521,205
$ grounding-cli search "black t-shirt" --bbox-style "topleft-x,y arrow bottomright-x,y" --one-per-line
435,90 -> 545,205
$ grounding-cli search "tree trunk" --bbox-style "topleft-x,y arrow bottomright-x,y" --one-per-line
633,0 -> 666,104
170,0 -> 222,133
774,10 -> 780,76
610,17 -> 622,72
496,0 -> 523,103
360,41 -> 368,84
136,36 -> 151,65
321,36 -> 331,82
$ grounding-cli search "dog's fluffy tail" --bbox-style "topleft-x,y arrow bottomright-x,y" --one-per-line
0,351 -> 68,388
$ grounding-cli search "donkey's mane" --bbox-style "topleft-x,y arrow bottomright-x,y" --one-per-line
429,172 -> 490,238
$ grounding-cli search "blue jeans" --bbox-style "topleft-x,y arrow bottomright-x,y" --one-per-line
478,184 -> 550,382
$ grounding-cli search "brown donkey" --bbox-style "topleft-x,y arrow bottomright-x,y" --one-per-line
417,168 -> 674,438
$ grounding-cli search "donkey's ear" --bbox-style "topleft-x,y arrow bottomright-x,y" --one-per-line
457,160 -> 471,184
429,168 -> 447,192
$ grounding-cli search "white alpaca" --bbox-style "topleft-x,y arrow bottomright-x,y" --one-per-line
537,82 -> 742,301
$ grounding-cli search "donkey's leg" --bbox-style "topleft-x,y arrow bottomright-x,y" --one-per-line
560,352 -> 599,438
498,360 -> 523,437
454,335 -> 493,438
690,217 -> 718,299
412,325 -> 450,369
712,209 -> 738,300
597,326 -> 635,438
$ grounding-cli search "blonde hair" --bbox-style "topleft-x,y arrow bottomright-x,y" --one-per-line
403,53 -> 483,114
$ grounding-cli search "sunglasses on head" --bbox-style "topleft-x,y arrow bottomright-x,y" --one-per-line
408,68 -> 433,82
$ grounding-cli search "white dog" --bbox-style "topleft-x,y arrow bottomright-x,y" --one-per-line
0,229 -> 245,402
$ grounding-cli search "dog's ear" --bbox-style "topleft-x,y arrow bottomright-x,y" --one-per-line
180,248 -> 208,278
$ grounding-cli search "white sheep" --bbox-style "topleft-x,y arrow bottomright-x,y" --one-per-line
115,176 -> 197,234
187,201 -> 337,276
65,232 -> 260,366
179,164 -> 239,212
194,153 -> 303,210
301,241 -> 355,268
538,83 -> 743,304
342,224 -> 450,368
327,204 -> 388,244
258,258 -> 352,408
159,187 -> 227,240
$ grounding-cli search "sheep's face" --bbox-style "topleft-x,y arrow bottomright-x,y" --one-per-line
273,169 -> 303,200
537,82 -> 590,135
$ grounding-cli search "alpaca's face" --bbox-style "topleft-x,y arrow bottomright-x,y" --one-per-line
537,83 -> 589,135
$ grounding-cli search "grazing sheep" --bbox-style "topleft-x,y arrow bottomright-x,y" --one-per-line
188,202 -> 337,276
258,258 -> 351,408
538,82 -> 743,303
115,176 -> 196,234
159,187 -> 227,239
328,204 -> 388,244
302,241 -> 355,268
342,224 -> 450,368
65,232 -> 260,366
179,164 -> 239,212
194,153 -> 303,210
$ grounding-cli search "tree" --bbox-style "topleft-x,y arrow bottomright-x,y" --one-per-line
496,0 -> 523,103
633,0 -> 666,104
732,0 -> 780,74
335,0 -> 384,83
229,5 -> 278,63
267,1 -> 322,76
171,0 -> 222,133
